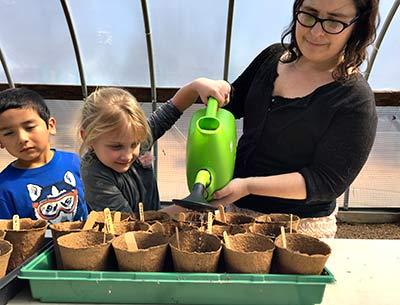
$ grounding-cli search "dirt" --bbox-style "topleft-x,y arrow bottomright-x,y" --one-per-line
336,222 -> 400,239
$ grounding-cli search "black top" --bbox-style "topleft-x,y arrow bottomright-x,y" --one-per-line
225,44 -> 377,218
80,101 -> 182,213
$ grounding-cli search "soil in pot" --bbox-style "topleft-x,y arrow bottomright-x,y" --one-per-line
0,218 -> 47,272
212,224 -> 246,239
113,221 -> 151,236
215,212 -> 255,227
50,221 -> 95,269
0,240 -> 13,278
172,211 -> 207,228
57,231 -> 114,271
169,229 -> 221,272
157,221 -> 197,237
134,210 -> 171,224
112,231 -> 168,271
223,233 -> 275,273
94,211 -> 131,230
274,233 -> 331,275
249,223 -> 297,239
257,213 -> 300,229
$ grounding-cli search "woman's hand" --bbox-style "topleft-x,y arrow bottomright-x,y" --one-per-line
211,178 -> 250,207
191,78 -> 231,107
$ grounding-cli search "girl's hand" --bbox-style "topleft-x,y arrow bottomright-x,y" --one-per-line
211,178 -> 250,207
138,151 -> 153,168
191,78 -> 231,107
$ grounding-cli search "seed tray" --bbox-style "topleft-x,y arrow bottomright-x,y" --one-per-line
19,247 -> 335,305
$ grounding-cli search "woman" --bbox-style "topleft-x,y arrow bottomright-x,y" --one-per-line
211,0 -> 379,238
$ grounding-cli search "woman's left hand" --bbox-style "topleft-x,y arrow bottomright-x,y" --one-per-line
211,178 -> 249,207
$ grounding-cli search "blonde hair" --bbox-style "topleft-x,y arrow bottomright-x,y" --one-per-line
78,87 -> 152,156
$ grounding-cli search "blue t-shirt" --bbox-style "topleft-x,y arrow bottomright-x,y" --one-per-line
0,150 -> 88,223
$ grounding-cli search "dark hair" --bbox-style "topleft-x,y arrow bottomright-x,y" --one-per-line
281,0 -> 380,80
0,88 -> 51,126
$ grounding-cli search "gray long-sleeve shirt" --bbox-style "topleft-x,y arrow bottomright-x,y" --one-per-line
80,100 -> 182,213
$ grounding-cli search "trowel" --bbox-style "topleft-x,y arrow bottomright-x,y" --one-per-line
173,97 -> 237,211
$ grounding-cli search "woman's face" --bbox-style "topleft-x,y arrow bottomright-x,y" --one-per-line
295,0 -> 357,66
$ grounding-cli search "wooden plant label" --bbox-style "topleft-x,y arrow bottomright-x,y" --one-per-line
175,227 -> 181,250
12,214 -> 20,231
178,212 -> 185,222
82,211 -> 97,230
103,208 -> 115,234
207,212 -> 213,234
223,231 -> 230,248
218,205 -> 227,223
114,211 -> 122,223
214,210 -> 220,220
138,202 -> 144,222
281,226 -> 287,249
125,232 -> 138,251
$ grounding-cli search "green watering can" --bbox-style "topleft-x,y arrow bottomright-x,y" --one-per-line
173,97 -> 237,211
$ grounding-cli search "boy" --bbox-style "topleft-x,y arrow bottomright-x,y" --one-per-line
0,88 -> 88,223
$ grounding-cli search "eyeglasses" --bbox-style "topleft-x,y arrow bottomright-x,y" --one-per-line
296,11 -> 359,34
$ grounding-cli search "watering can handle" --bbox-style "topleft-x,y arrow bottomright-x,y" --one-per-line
206,97 -> 219,118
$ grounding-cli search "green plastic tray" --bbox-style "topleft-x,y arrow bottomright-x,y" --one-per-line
19,248 -> 335,305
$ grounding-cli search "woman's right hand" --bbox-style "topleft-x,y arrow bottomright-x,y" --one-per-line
211,178 -> 250,208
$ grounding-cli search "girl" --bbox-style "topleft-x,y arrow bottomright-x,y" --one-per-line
79,79 -> 230,213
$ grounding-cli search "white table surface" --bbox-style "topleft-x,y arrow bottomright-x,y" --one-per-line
7,238 -> 400,305
320,238 -> 400,305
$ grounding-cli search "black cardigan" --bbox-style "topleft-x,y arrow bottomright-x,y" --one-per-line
225,44 -> 377,218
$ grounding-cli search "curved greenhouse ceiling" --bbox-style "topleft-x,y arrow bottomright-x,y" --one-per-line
0,0 -> 399,89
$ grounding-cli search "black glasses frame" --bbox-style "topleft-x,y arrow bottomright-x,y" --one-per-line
296,10 -> 359,34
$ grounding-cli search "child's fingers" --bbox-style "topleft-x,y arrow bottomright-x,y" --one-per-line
211,91 -> 226,107
199,94 -> 209,105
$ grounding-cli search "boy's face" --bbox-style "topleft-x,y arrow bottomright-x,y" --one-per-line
0,107 -> 56,168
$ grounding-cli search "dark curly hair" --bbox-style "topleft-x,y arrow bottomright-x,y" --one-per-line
281,0 -> 380,80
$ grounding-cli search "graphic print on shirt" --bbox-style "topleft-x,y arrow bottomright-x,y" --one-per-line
27,171 -> 78,223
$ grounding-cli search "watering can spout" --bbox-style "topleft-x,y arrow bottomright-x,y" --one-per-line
172,170 -> 213,211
